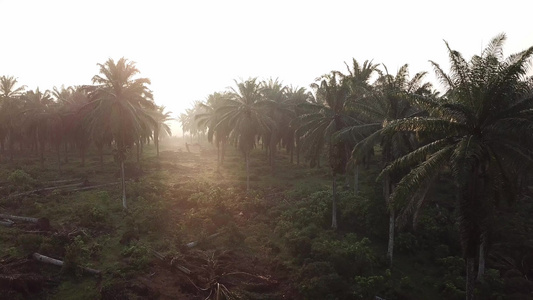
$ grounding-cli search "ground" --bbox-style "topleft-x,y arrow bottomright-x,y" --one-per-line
0,138 -> 317,299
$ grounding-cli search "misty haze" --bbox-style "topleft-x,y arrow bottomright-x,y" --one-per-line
1,1 -> 533,300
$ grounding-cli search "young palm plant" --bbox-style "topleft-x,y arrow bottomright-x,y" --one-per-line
380,34 -> 533,300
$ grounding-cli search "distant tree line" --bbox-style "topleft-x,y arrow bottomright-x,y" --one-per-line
0,57 -> 172,208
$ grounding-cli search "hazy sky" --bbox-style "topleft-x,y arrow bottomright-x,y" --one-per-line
1,0 -> 532,132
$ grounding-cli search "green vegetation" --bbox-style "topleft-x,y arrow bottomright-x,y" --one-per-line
1,33 -> 533,300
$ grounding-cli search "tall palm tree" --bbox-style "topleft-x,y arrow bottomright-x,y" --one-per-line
380,34 -> 533,300
296,72 -> 357,229
216,78 -> 272,191
347,64 -> 432,265
86,57 -> 155,209
261,78 -> 292,172
335,59 -> 379,193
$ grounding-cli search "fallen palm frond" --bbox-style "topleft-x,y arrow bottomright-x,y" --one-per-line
8,181 -> 120,198
41,178 -> 84,185
8,182 -> 85,198
59,182 -> 120,193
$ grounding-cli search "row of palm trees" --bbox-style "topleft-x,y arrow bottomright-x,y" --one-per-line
0,58 -> 172,208
181,34 -> 533,300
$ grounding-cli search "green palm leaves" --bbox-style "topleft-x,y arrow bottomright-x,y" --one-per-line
381,33 -> 533,299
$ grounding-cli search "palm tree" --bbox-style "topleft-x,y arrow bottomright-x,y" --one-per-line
195,92 -> 231,169
380,34 -> 533,300
86,57 -> 155,209
216,78 -> 272,191
347,64 -> 432,266
0,76 -> 26,159
285,86 -> 311,164
335,59 -> 379,193
261,78 -> 292,172
55,86 -> 93,166
151,105 -> 172,158
21,88 -> 55,165
296,72 -> 357,229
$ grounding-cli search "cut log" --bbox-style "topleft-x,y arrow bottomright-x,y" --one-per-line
0,219 -> 14,227
185,232 -> 221,248
0,214 -> 38,223
32,253 -> 101,275
32,253 -> 63,267
0,214 -> 50,230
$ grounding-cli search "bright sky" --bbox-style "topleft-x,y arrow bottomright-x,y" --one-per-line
1,0 -> 532,134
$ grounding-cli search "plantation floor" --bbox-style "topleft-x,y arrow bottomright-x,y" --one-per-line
0,138 -> 333,299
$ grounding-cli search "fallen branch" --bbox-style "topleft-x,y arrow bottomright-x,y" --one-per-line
32,253 -> 101,275
62,182 -> 120,193
41,178 -> 83,185
9,182 -> 84,198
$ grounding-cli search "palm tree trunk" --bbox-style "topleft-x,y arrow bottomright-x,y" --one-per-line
384,173 -> 394,266
136,141 -> 140,163
216,143 -> 220,172
388,209 -> 395,266
57,144 -> 61,174
121,160 -> 127,209
80,146 -> 86,167
270,140 -> 276,173
332,174 -> 338,229
466,257 -> 476,300
39,141 -> 44,167
290,144 -> 294,164
64,143 -> 69,163
477,234 -> 486,281
155,129 -> 160,158
9,137 -> 13,162
354,164 -> 359,195
97,145 -> 103,168
221,140 -> 226,164
296,137 -> 300,165
246,152 -> 250,192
